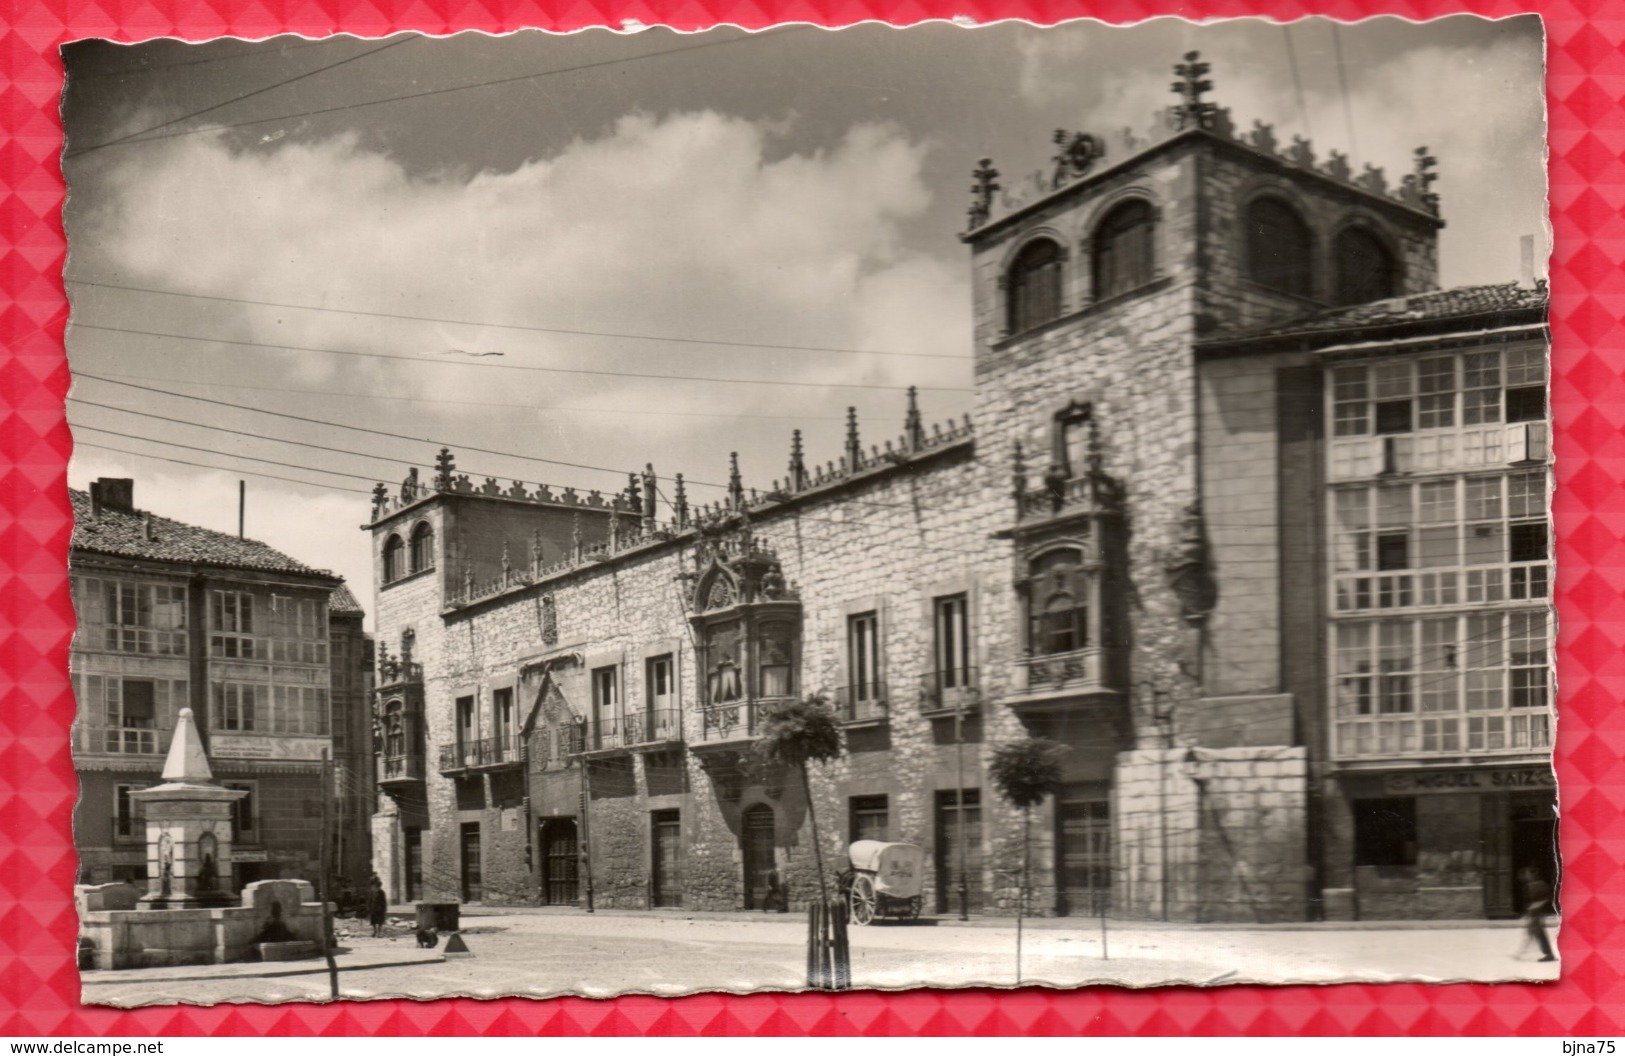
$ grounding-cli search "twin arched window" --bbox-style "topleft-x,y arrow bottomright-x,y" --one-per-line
382,534 -> 405,584
1333,226 -> 1398,306
1246,196 -> 1314,298
1006,200 -> 1158,336
409,521 -> 435,574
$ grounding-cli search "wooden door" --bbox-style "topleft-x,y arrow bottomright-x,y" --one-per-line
1481,794 -> 1514,918
1056,788 -> 1111,917
934,789 -> 984,914
741,804 -> 777,910
651,810 -> 682,908
542,819 -> 579,905
460,822 -> 483,903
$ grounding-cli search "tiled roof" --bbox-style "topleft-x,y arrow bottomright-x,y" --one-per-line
1208,283 -> 1549,345
69,488 -> 335,579
329,582 -> 366,616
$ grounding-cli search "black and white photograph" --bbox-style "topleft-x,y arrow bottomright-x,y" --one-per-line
61,15 -> 1554,1004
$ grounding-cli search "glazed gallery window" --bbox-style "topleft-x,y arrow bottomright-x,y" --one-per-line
1026,549 -> 1091,656
1245,197 -> 1313,298
209,590 -> 256,658
77,675 -> 183,754
1333,226 -> 1398,307
268,684 -> 329,735
1332,346 -> 1546,437
1006,238 -> 1063,334
1092,199 -> 1154,301
213,682 -> 259,731
75,577 -> 188,655
1332,471 -> 1549,612
268,594 -> 328,664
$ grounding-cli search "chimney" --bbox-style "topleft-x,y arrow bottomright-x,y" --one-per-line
90,478 -> 135,514
143,511 -> 156,541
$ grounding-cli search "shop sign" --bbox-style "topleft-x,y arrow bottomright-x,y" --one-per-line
1382,767 -> 1555,795
230,850 -> 269,862
210,734 -> 328,761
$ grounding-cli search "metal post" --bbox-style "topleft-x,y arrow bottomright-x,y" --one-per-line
955,697 -> 969,921
1158,714 -> 1171,922
578,738 -> 594,913
319,749 -> 339,999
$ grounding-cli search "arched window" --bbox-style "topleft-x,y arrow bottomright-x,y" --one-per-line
1333,226 -> 1397,306
1245,197 -> 1314,298
382,534 -> 404,583
409,521 -> 435,573
1027,548 -> 1091,657
1006,238 -> 1064,334
1093,200 -> 1155,301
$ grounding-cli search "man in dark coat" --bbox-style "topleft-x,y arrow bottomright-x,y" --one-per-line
366,877 -> 389,938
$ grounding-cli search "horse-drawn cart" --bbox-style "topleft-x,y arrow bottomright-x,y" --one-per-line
845,840 -> 924,925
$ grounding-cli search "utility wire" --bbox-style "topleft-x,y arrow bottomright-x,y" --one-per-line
65,37 -> 416,158
70,418 -> 406,483
62,29 -> 806,155
1282,25 -> 1313,142
72,325 -> 969,394
68,279 -> 971,363
75,439 -> 374,495
1331,24 -> 1358,158
85,371 -> 883,423
69,38 -> 338,80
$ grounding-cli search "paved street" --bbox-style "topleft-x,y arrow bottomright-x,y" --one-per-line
82,909 -> 1560,1007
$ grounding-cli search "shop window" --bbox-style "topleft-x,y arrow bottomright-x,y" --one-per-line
850,795 -> 889,843
1006,238 -> 1063,334
1333,226 -> 1397,306
1245,197 -> 1313,298
382,534 -> 405,583
1092,199 -> 1154,301
1353,797 -> 1417,866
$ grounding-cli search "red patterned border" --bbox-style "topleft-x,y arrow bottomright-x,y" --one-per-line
3,0 -> 1620,1036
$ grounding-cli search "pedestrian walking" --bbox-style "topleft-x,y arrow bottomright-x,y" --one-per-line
1518,866 -> 1556,962
366,876 -> 389,938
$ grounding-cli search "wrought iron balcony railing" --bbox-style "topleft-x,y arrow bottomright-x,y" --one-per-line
1016,647 -> 1104,693
918,669 -> 979,714
833,682 -> 888,723
580,709 -> 685,752
438,734 -> 524,772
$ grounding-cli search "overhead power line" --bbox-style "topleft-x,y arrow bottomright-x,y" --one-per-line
69,38 -> 337,81
72,422 -> 390,484
75,439 -> 375,496
72,324 -> 969,394
62,29 -> 805,156
68,279 -> 971,363
65,37 -> 416,158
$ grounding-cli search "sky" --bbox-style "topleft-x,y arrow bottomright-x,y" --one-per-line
59,16 -> 1547,626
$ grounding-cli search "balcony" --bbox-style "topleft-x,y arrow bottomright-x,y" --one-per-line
1007,648 -> 1121,715
692,697 -> 791,751
376,658 -> 424,689
1334,711 -> 1551,763
832,682 -> 888,725
378,751 -> 426,786
438,734 -> 524,773
918,669 -> 980,718
577,710 -> 685,756
1013,472 -> 1123,528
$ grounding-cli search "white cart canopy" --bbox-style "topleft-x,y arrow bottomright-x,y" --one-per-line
848,840 -> 925,898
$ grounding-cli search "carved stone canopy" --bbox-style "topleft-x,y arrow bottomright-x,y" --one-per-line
688,520 -> 795,614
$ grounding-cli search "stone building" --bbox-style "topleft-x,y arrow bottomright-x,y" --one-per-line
364,54 -> 1552,921
70,478 -> 372,890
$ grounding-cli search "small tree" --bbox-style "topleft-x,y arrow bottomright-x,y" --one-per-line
989,737 -> 1066,984
756,695 -> 844,906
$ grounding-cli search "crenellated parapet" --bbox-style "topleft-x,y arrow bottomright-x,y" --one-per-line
964,50 -> 1444,234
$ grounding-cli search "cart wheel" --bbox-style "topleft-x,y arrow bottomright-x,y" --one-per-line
850,874 -> 877,926
906,896 -> 922,921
